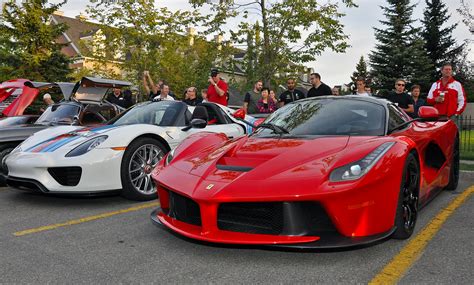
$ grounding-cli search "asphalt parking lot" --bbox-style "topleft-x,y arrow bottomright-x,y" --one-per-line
0,174 -> 473,284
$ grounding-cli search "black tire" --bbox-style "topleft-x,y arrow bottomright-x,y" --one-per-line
445,135 -> 459,191
393,152 -> 420,240
120,137 -> 168,201
0,143 -> 18,186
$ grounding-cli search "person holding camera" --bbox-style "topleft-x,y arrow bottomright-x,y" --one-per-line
207,68 -> 228,106
427,63 -> 467,120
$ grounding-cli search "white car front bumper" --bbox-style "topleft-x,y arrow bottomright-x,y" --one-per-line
5,148 -> 124,194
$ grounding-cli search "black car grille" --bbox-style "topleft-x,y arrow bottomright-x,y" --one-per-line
218,202 -> 337,236
218,202 -> 284,235
47,167 -> 82,186
168,191 -> 202,226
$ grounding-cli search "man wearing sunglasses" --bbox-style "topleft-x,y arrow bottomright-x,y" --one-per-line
386,79 -> 414,114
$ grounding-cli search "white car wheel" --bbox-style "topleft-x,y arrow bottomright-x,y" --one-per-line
121,137 -> 167,200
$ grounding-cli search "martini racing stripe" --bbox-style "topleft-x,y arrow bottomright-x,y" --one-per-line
26,134 -> 76,153
25,125 -> 118,153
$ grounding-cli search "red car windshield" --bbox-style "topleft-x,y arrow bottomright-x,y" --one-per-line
258,98 -> 386,137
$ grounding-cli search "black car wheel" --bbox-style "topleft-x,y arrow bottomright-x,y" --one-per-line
445,135 -> 459,191
0,143 -> 18,186
120,137 -> 167,201
393,152 -> 420,240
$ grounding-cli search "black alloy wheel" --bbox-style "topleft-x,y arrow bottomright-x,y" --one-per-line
393,152 -> 420,239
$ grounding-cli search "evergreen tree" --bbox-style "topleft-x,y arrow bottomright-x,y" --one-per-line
421,0 -> 463,81
369,0 -> 433,92
0,0 -> 71,82
349,56 -> 370,93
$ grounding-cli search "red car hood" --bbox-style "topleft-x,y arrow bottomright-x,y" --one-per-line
172,136 -> 350,184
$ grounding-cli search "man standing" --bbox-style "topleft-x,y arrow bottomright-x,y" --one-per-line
153,84 -> 174,101
427,63 -> 466,120
183,87 -> 202,106
106,88 -> 133,108
307,73 -> 332,98
207,68 -> 228,106
143,71 -> 161,101
243,80 -> 263,114
278,78 -> 306,107
386,79 -> 414,114
355,77 -> 370,96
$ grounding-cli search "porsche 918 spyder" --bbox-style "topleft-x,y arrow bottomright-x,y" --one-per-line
4,101 -> 254,200
150,96 -> 459,248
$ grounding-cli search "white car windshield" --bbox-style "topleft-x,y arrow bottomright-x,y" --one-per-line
111,101 -> 185,126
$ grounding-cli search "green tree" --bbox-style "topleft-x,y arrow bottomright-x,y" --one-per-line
349,56 -> 370,93
421,0 -> 463,81
369,0 -> 433,92
457,0 -> 473,32
0,0 -> 71,82
190,0 -> 356,87
86,0 -> 227,101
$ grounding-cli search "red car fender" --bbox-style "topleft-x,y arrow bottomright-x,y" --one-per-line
173,132 -> 229,161
322,139 -> 414,237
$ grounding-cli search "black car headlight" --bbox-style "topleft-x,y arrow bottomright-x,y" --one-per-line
164,148 -> 176,166
329,142 -> 395,182
65,136 -> 108,157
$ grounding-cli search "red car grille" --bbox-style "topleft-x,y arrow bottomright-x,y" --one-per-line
218,202 -> 337,236
167,191 -> 202,226
218,202 -> 284,235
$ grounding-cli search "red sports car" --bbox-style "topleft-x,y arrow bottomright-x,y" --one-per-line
150,96 -> 459,248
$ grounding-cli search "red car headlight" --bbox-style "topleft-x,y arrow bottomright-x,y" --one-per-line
329,142 -> 395,182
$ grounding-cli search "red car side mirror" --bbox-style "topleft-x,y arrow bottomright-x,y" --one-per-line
233,109 -> 246,120
418,106 -> 439,120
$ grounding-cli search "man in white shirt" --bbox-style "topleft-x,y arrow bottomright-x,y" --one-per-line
355,77 -> 370,97
153,84 -> 175,101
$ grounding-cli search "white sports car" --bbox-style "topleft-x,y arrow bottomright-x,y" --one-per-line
4,100 -> 254,200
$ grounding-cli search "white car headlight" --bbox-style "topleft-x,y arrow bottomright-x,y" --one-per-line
65,136 -> 108,157
329,142 -> 395,182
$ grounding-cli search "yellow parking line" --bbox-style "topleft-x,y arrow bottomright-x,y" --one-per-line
14,202 -> 159,237
370,186 -> 474,284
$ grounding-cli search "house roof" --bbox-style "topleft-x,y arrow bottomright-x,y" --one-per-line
51,14 -> 101,56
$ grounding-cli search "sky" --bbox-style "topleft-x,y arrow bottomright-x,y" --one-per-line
49,0 -> 473,87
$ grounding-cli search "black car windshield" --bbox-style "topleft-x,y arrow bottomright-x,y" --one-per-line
110,101 -> 184,126
256,98 -> 386,136
36,104 -> 81,125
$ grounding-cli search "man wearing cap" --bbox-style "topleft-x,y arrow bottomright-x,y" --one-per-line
207,68 -> 228,106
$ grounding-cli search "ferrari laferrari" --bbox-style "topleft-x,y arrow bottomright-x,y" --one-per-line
150,96 -> 459,248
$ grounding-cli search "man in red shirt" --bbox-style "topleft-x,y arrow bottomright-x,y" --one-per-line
207,68 -> 228,106
427,63 -> 467,119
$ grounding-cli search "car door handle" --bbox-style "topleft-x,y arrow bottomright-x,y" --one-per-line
228,136 -> 234,139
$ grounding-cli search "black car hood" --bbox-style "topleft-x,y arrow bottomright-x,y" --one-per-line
0,124 -> 48,143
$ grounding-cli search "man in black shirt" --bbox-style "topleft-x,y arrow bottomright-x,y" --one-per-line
183,87 -> 202,106
307,73 -> 332,97
385,79 -> 414,113
106,88 -> 133,108
278,78 -> 306,107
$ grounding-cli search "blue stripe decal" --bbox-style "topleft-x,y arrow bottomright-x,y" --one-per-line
43,136 -> 81,152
